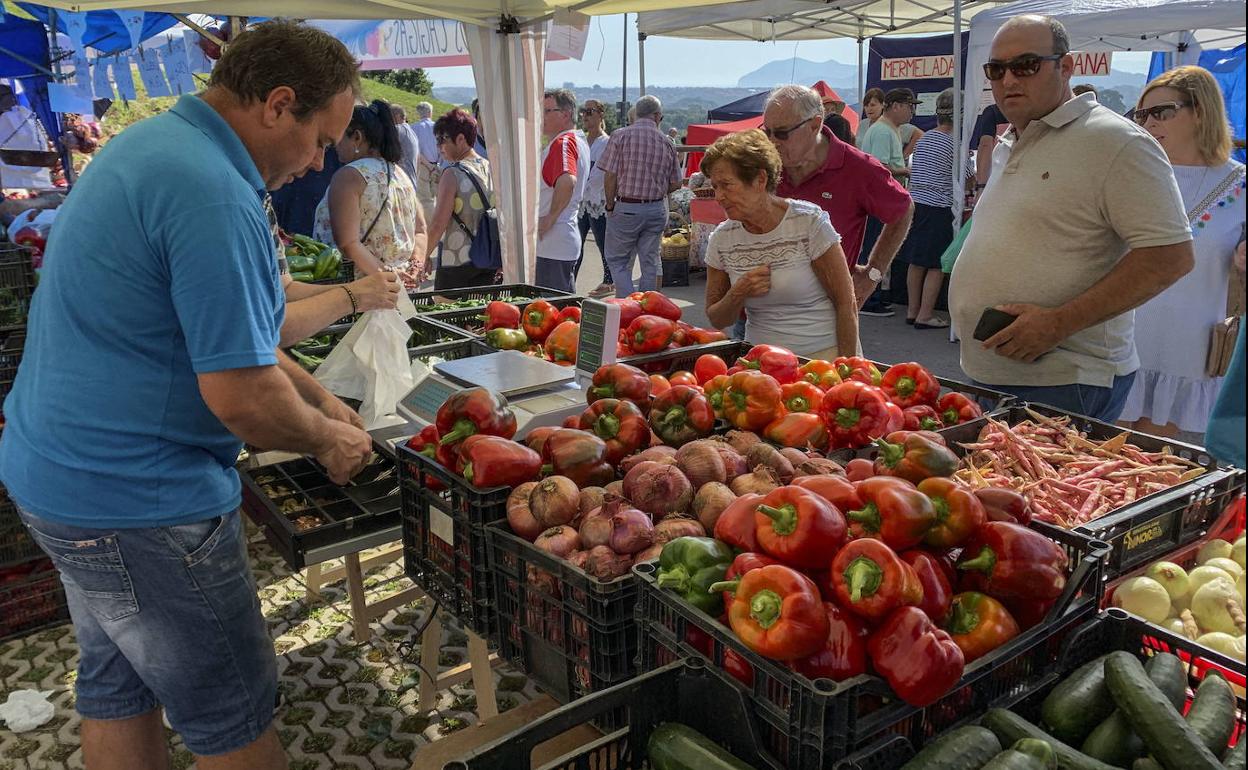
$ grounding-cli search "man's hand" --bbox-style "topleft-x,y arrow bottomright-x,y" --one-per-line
983,303 -> 1069,363
732,265 -> 771,299
851,265 -> 879,310
538,214 -> 554,239
349,271 -> 400,312
316,421 -> 374,485
319,393 -> 365,430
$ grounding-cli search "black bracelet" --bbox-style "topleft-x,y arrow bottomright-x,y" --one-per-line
342,285 -> 358,313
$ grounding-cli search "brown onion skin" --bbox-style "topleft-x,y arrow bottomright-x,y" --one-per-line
709,442 -> 748,482
793,457 -> 845,478
779,447 -> 810,469
604,480 -> 625,497
530,476 -> 581,528
577,510 -> 613,550
566,550 -> 590,570
723,430 -> 762,454
534,526 -> 582,558
620,445 -> 678,475
506,482 -> 542,541
692,482 -> 737,532
584,545 -> 634,580
609,507 -> 656,554
730,465 -> 782,496
654,514 -> 706,543
634,543 -> 664,563
623,461 -> 693,517
579,487 -> 607,516
675,441 -> 728,489
746,442 -> 795,483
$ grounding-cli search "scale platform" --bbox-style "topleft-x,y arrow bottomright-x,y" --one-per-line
436,350 -> 575,397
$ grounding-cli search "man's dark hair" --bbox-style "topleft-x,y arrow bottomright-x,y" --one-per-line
1044,15 -> 1071,55
348,100 -> 403,164
209,20 -> 360,120
823,113 -> 854,146
544,88 -> 577,114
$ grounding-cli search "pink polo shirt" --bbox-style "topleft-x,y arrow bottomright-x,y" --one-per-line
776,126 -> 912,267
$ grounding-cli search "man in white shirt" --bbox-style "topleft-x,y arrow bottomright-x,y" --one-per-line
0,85 -> 52,190
390,104 -> 420,185
536,89 -> 590,293
410,101 -> 441,222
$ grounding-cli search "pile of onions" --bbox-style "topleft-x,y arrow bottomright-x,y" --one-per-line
675,441 -> 728,489
746,442 -> 795,483
623,461 -> 693,517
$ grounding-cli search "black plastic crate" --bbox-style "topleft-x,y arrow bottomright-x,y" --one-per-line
0,331 -> 23,413
838,609 -> 1248,769
423,296 -> 583,340
940,402 -> 1244,579
239,455 -> 400,571
0,243 -> 35,332
397,444 -> 501,641
486,521 -> 639,725
0,557 -> 69,641
289,315 -> 476,361
445,658 -> 784,770
0,487 -> 41,567
661,257 -> 690,287
413,283 -> 576,315
634,523 -> 1109,769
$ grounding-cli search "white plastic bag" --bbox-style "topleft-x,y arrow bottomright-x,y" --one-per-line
0,689 -> 55,732
314,288 -> 417,430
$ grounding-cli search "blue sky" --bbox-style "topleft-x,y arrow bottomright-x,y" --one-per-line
428,14 -> 1153,89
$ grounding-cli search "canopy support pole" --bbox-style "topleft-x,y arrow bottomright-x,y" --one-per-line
952,0 -> 965,227
857,25 -> 865,104
620,13 -> 628,126
639,32 -> 647,96
172,14 -> 226,48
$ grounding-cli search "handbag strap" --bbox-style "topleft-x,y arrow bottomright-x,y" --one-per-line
450,161 -> 493,236
1186,166 -> 1245,223
361,161 -> 392,242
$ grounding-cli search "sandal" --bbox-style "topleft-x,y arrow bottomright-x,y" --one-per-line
914,317 -> 950,330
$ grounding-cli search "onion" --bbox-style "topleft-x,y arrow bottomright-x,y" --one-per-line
1112,576 -> 1172,624
1144,562 -> 1191,602
731,465 -> 782,496
654,514 -> 706,544
578,509 -> 613,550
526,564 -> 560,597
624,461 -> 693,517
746,442 -> 795,483
723,430 -> 762,455
534,526 -> 582,559
506,482 -> 543,541
609,507 -> 656,554
530,476 -> 581,528
620,445 -> 677,475
566,550 -> 590,570
605,480 -> 625,497
675,441 -> 728,489
793,457 -> 845,478
584,545 -> 634,581
692,482 -> 737,532
573,487 -> 608,529
779,447 -> 811,468
706,441 -> 748,481
634,543 -> 664,563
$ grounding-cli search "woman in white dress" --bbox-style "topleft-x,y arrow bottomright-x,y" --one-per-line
1120,66 -> 1246,438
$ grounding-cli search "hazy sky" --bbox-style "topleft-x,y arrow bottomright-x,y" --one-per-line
428,14 -> 1153,89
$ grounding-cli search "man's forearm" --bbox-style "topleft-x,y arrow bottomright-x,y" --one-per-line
278,349 -> 336,409
209,365 -> 335,455
1058,242 -> 1195,336
604,173 -> 618,207
284,281 -> 337,301
867,205 -> 914,271
281,285 -> 353,347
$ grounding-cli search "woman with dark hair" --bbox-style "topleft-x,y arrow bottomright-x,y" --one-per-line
424,108 -> 498,289
314,99 -> 426,287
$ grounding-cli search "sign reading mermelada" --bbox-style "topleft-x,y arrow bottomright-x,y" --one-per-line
882,51 -> 1112,79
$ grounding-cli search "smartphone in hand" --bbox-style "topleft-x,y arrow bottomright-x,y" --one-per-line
973,307 -> 1018,342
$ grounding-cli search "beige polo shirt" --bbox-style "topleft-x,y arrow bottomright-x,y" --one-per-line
949,94 -> 1191,389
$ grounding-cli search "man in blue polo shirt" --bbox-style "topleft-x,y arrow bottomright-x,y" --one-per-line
0,22 -> 371,769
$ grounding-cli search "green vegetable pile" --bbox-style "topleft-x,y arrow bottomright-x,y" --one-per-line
284,234 -> 344,283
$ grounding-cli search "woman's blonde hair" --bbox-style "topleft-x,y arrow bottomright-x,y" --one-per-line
1138,65 -> 1233,166
700,129 -> 783,192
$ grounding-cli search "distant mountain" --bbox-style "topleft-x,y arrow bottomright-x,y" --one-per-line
737,57 -> 859,89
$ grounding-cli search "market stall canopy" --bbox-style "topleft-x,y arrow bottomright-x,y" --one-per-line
14,3 -> 180,53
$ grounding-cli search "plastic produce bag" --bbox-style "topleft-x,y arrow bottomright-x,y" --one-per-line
314,287 -> 417,430
0,690 -> 55,732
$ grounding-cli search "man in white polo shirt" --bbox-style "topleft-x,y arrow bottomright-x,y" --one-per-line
949,14 -> 1193,422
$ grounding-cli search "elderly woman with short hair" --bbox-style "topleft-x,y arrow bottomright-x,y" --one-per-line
703,129 -> 859,358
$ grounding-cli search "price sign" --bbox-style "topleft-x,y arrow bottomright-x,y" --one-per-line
134,49 -> 171,98
575,299 -> 621,383
92,59 -> 111,100
113,55 -> 136,101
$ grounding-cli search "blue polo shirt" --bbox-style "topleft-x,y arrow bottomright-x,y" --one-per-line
0,95 -> 284,528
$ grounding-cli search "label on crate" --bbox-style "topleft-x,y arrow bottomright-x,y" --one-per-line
429,507 -> 455,546
1121,512 -> 1175,564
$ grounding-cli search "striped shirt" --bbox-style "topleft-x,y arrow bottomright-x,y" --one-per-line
597,119 -> 682,201
908,130 -> 966,208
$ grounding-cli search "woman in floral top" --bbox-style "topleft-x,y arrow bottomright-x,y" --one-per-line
314,100 -> 426,288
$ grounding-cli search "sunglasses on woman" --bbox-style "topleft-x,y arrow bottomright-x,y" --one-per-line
1131,102 -> 1191,125
762,115 -> 817,141
982,53 -> 1064,81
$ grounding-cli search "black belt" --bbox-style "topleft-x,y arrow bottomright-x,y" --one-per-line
617,196 -> 664,204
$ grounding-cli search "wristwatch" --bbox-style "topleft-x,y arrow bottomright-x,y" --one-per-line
867,267 -> 884,282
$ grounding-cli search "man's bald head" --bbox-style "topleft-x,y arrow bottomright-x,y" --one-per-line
989,14 -> 1074,132
997,14 -> 1070,57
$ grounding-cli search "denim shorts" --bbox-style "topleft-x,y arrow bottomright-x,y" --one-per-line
17,508 -> 278,757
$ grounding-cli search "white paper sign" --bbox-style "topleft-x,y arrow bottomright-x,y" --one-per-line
119,10 -> 146,50
92,59 -> 112,100
162,40 -> 196,95
183,29 -> 213,74
61,12 -> 89,47
48,82 -> 94,115
134,50 -> 170,98
113,56 -> 136,101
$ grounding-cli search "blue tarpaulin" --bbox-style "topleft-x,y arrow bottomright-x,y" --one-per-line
16,4 -> 180,55
0,13 -> 60,165
1149,44 -> 1245,162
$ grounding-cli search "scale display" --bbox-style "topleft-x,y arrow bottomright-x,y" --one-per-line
577,299 -> 621,380
399,377 -> 458,425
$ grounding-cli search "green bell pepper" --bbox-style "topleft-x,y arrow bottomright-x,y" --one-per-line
290,270 -> 315,282
288,253 -> 317,273
656,536 -> 735,617
484,327 -> 529,351
312,247 -> 342,280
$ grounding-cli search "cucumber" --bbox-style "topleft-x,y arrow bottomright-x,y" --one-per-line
1014,738 -> 1058,769
901,725 -> 1002,770
1041,654 -> 1116,744
1082,653 -> 1187,767
646,722 -> 756,770
1222,739 -> 1245,768
981,709 -> 1119,770
982,749 -> 1050,770
1102,651 -> 1222,770
1132,760 -> 1162,770
1185,672 -> 1235,760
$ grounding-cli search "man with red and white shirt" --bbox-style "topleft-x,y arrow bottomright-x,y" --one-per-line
537,89 -> 591,293
599,95 -> 683,296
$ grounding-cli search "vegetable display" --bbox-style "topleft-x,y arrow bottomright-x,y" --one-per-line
281,232 -> 343,282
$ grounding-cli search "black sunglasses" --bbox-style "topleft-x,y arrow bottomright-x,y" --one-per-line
579,107 -> 601,115
1131,101 -> 1191,125
983,53 -> 1064,81
762,115 -> 817,141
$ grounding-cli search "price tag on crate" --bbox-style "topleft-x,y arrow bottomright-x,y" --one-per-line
429,507 -> 455,546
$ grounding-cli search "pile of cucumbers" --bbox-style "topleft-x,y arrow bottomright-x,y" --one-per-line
903,651 -> 1241,770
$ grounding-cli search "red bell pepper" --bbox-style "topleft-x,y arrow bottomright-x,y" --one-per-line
578,398 -> 650,464
710,565 -> 829,661
847,476 -> 937,550
879,362 -> 941,408
788,602 -> 870,682
544,320 -> 579,365
719,552 -> 780,610
831,538 -> 924,622
405,424 -> 440,458
694,354 -> 728,385
902,405 -> 945,432
723,371 -> 783,432
604,297 -> 642,328
845,458 -> 875,482
834,356 -> 883,386
974,487 -> 1033,526
713,493 -> 764,552
944,591 -> 1020,662
792,475 -> 863,512
628,292 -> 646,301
638,290 -> 682,321
587,363 -> 651,407
649,385 -> 714,447
722,647 -> 756,687
524,426 -> 557,455
557,305 -> 582,324
522,300 -> 562,343
819,381 -> 895,449
703,374 -> 731,417
937,392 -> 984,426
484,301 -> 521,331
754,486 -> 847,569
687,327 -> 729,345
540,428 -> 615,487
626,315 -> 677,354
868,607 -> 965,707
455,435 -> 543,488
668,371 -> 699,388
436,387 -> 517,446
737,344 -> 800,385
956,521 -> 1068,603
561,414 -> 581,429
900,549 -> 955,625
1002,597 -> 1056,631
670,322 -> 692,348
918,477 -> 987,549
799,359 -> 842,391
764,412 -> 830,451
781,381 -> 825,414
872,430 -> 960,484
649,374 -> 672,396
